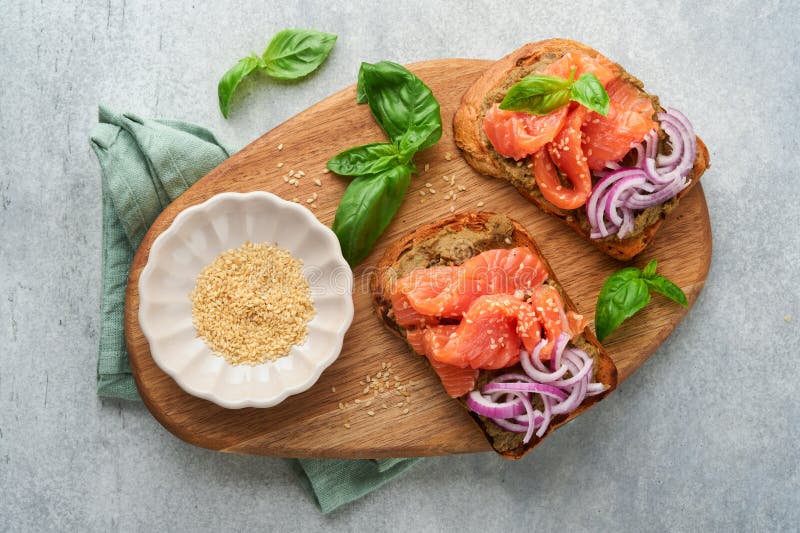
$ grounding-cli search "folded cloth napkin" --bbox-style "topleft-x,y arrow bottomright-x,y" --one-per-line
89,106 -> 420,513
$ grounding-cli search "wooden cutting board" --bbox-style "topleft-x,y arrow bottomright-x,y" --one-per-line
125,59 -> 711,458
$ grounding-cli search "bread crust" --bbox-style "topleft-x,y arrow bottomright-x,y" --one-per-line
453,39 -> 710,261
370,212 -> 618,458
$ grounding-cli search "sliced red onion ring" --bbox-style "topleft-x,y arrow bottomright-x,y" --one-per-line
471,339 -> 605,442
482,381 -> 568,401
520,347 -> 569,382
604,175 -> 649,226
465,390 -> 526,419
551,332 -> 571,371
587,107 -> 697,240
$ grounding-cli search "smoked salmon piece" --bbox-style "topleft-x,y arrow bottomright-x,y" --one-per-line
427,295 -> 545,370
538,105 -> 592,210
395,247 -> 548,318
531,284 -> 570,362
461,247 -> 548,293
481,51 -> 617,162
391,291 -> 439,328
406,327 -> 478,397
395,266 -> 476,319
582,77 -> 657,170
482,104 -> 568,161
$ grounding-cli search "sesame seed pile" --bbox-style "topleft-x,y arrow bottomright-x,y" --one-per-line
335,362 -> 414,428
190,241 -> 315,365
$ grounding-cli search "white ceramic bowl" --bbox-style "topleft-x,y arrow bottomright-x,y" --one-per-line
138,191 -> 353,409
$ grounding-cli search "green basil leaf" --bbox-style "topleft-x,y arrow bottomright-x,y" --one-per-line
645,275 -> 688,307
261,29 -> 337,80
326,142 -> 402,176
642,259 -> 657,278
217,54 -> 261,119
498,74 -> 572,115
595,268 -> 651,341
570,73 -> 610,116
332,164 -> 412,265
356,67 -> 368,104
357,61 -> 442,152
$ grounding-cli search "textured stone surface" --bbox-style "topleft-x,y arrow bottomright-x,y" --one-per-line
0,1 -> 798,531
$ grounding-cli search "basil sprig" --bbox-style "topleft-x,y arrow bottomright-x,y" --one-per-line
500,68 -> 610,116
218,29 -> 337,118
329,61 -> 441,265
595,260 -> 688,341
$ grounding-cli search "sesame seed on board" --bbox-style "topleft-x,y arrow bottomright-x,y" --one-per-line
332,362 -> 415,425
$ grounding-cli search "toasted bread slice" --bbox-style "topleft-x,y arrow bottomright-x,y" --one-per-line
453,39 -> 710,261
370,212 -> 617,458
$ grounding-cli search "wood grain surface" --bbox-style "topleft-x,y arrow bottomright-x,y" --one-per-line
124,59 -> 712,459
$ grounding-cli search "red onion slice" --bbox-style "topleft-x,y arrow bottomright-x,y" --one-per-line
482,381 -> 568,401
588,107 -> 697,240
465,390 -> 526,419
520,346 -> 569,382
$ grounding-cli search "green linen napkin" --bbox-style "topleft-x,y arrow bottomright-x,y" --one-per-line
89,105 -> 420,513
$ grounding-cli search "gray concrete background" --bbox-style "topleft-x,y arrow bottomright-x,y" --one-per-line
1,0 -> 797,531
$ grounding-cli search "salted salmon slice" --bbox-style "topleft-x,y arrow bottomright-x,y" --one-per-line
405,328 -> 427,355
536,105 -> 593,210
406,327 -> 478,397
391,291 -> 439,328
483,104 -> 568,161
544,51 -> 617,87
531,284 -> 570,362
396,247 -> 547,319
428,294 -> 544,370
481,51 -> 617,161
461,247 -> 548,293
582,77 -> 657,170
395,266 -> 476,319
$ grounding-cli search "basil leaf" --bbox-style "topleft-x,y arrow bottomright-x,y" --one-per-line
357,61 -> 442,153
498,74 -> 572,115
332,165 -> 412,265
644,275 -> 688,307
326,142 -> 404,176
217,54 -> 261,119
261,29 -> 337,80
570,73 -> 610,116
595,268 -> 651,341
642,259 -> 658,278
356,67 -> 368,104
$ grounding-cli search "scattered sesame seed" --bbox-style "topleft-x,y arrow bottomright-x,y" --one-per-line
277,143 -> 283,150
338,402 -> 345,410
477,201 -> 485,208
444,152 -> 452,160
306,198 -> 314,204
424,163 -> 430,172
322,168 -> 330,174
344,423 -> 351,429
283,176 -> 289,183
402,408 -> 409,414
449,206 -> 455,213
276,162 -> 284,168
313,178 -> 322,186
425,182 -> 432,188
504,237 -> 512,244
331,386 -> 336,393
429,188 -> 436,194
367,410 -> 375,416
